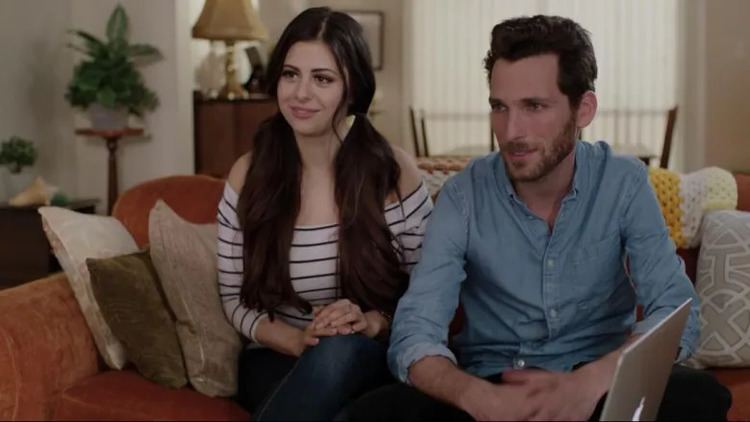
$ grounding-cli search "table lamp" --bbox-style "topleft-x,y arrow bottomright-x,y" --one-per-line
192,0 -> 269,100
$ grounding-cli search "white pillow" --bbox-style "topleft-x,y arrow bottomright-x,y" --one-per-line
38,206 -> 138,369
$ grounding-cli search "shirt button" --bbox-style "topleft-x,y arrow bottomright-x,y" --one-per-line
550,308 -> 558,318
547,259 -> 555,268
514,358 -> 526,369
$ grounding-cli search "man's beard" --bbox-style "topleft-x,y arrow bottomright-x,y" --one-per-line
501,115 -> 577,183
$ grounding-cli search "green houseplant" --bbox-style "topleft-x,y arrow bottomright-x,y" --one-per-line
0,136 -> 37,174
0,136 -> 38,201
65,4 -> 162,129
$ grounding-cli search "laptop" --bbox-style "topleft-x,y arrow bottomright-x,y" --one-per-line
599,298 -> 692,421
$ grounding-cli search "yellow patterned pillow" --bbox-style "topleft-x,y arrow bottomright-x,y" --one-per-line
648,167 -> 738,248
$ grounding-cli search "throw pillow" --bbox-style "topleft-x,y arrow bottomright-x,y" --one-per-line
688,210 -> 750,368
38,206 -> 138,369
87,250 -> 188,388
148,200 -> 242,397
648,167 -> 738,249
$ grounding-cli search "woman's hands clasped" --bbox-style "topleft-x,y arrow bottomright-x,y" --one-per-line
297,299 -> 387,353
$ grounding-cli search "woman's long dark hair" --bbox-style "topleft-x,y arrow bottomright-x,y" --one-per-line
237,7 -> 408,319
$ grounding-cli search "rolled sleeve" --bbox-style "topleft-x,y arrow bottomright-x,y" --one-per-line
622,166 -> 700,358
390,342 -> 458,384
388,180 -> 469,383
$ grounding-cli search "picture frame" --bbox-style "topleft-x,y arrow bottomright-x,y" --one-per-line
343,10 -> 384,70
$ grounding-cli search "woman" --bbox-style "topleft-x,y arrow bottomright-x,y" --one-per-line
216,7 -> 432,420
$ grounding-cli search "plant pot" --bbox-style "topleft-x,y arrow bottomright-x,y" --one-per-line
88,103 -> 129,131
3,168 -> 34,201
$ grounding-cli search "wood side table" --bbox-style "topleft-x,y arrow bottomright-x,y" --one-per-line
0,199 -> 98,290
76,128 -> 144,214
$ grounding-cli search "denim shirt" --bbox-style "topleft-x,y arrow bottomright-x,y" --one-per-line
388,141 -> 699,382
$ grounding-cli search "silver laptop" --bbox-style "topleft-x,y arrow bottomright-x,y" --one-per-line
600,298 -> 692,421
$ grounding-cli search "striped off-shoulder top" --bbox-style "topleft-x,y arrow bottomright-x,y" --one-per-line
217,180 -> 433,344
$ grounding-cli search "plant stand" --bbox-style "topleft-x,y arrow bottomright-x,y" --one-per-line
75,128 -> 144,215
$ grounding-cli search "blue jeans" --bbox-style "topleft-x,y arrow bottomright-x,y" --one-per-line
237,334 -> 392,421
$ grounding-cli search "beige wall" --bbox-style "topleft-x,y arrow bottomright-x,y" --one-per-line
0,0 -> 75,200
0,0 -> 193,210
703,0 -> 750,172
681,0 -> 750,173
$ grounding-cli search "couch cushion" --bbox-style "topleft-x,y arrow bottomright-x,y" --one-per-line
53,370 -> 249,421
149,200 -> 242,397
0,273 -> 98,421
677,247 -> 699,284
112,175 -> 224,248
711,368 -> 750,421
736,173 -> 750,213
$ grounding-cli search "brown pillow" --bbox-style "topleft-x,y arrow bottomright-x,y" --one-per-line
87,250 -> 188,388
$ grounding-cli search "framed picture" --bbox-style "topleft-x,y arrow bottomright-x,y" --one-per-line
343,10 -> 384,70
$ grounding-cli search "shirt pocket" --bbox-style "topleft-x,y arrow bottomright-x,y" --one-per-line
564,232 -> 624,309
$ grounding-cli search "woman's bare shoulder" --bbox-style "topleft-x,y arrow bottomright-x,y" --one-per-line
391,145 -> 422,196
227,152 -> 252,193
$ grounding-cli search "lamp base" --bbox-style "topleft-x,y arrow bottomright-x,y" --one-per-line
219,84 -> 249,100
220,41 -> 250,100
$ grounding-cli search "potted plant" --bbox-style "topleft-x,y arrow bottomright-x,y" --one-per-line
65,4 -> 162,130
0,136 -> 37,200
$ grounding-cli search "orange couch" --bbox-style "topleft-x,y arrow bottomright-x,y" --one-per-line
0,175 -> 248,421
0,173 -> 749,421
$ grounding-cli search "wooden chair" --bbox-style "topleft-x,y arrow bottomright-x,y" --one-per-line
410,107 -> 495,157
659,106 -> 678,169
408,106 -> 430,157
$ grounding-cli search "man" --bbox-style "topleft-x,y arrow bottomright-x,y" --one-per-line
346,15 -> 731,421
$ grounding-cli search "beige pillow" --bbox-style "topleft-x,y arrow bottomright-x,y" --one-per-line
38,206 -> 138,369
148,200 -> 241,397
689,210 -> 750,368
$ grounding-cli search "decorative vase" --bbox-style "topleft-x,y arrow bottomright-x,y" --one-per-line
88,103 -> 129,131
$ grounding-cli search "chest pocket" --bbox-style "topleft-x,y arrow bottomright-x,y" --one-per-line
563,232 -> 624,308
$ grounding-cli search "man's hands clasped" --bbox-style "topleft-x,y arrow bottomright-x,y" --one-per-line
462,368 -> 605,421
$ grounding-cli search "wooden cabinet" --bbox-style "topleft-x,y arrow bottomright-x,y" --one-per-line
193,93 -> 277,178
0,199 -> 98,289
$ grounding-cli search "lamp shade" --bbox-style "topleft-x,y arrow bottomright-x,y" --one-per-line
192,0 -> 269,42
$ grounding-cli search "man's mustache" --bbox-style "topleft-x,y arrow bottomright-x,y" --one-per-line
499,141 -> 534,153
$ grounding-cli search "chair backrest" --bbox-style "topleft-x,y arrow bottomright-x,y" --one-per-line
659,106 -> 679,169
408,106 -> 422,157
419,108 -> 430,157
412,108 -> 496,157
112,174 -> 224,248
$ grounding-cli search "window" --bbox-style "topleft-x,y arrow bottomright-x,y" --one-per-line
407,0 -> 679,162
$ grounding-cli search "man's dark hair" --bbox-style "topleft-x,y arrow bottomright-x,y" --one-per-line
484,15 -> 597,107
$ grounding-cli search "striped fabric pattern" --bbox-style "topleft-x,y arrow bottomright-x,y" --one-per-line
217,181 -> 433,344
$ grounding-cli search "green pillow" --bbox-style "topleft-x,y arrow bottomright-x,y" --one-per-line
87,250 -> 187,388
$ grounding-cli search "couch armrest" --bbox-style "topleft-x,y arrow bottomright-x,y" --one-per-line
0,273 -> 99,420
